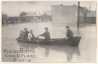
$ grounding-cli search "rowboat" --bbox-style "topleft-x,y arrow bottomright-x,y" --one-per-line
16,36 -> 81,46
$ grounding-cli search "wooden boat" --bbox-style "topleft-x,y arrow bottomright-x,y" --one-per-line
16,36 -> 81,46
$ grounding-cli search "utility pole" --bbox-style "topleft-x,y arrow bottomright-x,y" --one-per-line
77,1 -> 80,32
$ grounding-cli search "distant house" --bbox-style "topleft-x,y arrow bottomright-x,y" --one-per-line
8,16 -> 19,23
23,14 -> 52,22
86,11 -> 96,23
7,16 -> 32,24
51,4 -> 88,26
6,14 -> 52,24
21,15 -> 41,22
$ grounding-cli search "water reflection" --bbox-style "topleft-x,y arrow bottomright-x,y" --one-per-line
43,45 -> 50,57
17,41 -> 80,62
45,47 -> 49,57
65,46 -> 80,61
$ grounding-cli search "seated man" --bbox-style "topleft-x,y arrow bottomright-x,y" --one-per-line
18,30 -> 25,40
66,26 -> 74,39
23,28 -> 29,40
66,26 -> 74,45
39,27 -> 50,44
28,29 -> 35,41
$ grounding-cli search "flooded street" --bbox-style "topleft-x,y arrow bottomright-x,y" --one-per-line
2,22 -> 96,62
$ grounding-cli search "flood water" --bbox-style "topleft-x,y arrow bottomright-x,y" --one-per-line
2,22 -> 96,62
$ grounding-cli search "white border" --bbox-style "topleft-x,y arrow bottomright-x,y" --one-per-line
0,0 -> 97,64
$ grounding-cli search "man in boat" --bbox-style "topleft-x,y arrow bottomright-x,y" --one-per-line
66,26 -> 74,40
38,27 -> 50,56
28,29 -> 36,41
23,28 -> 29,40
17,30 -> 25,40
39,27 -> 50,44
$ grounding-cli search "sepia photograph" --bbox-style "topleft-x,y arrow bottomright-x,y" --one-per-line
2,1 -> 97,63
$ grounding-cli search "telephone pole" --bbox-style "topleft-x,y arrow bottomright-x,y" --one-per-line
77,1 -> 80,32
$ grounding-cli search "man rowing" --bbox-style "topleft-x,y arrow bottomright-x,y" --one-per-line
38,27 -> 50,44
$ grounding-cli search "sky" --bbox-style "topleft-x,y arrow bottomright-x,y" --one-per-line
2,1 -> 96,16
